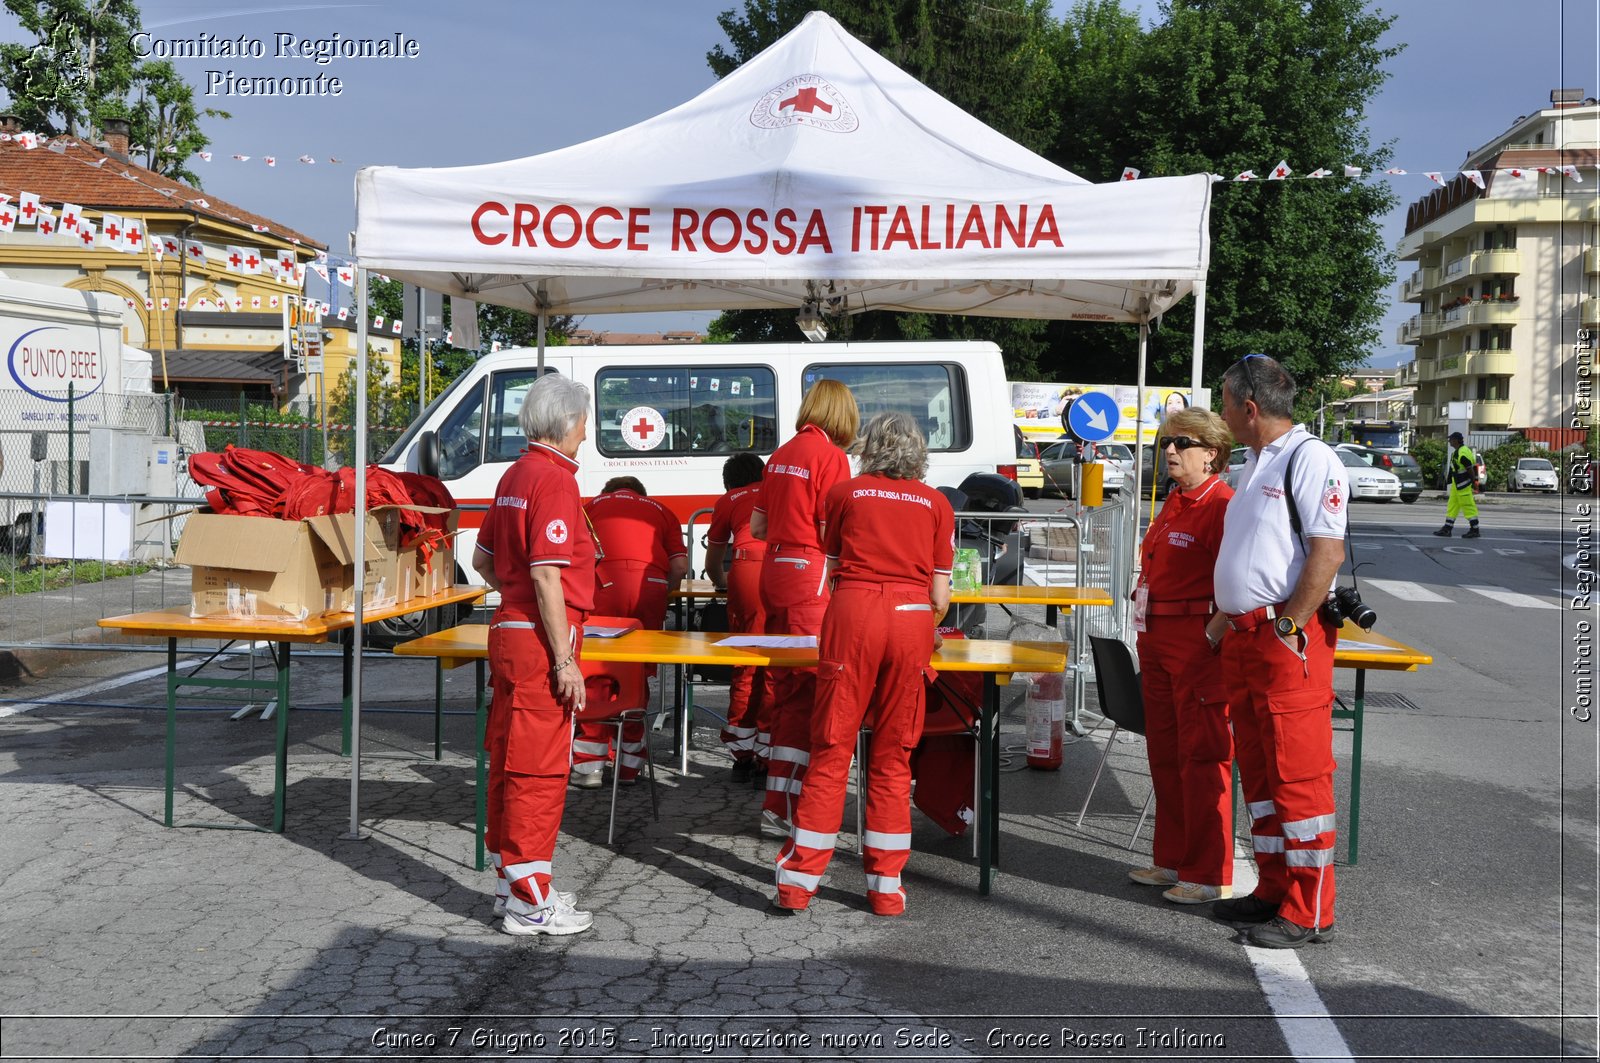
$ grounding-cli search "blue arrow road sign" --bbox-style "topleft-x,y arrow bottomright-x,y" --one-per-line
1066,391 -> 1120,443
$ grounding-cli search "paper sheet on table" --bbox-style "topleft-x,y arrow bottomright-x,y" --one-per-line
584,625 -> 632,639
1338,639 -> 1400,652
715,635 -> 819,648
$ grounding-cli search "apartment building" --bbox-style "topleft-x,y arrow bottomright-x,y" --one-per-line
1394,90 -> 1599,439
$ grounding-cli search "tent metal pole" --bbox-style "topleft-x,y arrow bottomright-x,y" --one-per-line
346,265 -> 369,841
1191,279 -> 1207,396
537,309 -> 547,371
1133,319 -> 1149,505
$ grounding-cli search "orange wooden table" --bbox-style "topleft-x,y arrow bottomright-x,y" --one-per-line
98,586 -> 484,833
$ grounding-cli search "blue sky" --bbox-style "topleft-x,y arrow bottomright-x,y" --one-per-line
5,1 -> 1599,366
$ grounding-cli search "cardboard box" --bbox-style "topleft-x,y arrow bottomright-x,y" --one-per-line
411,509 -> 460,598
175,511 -> 402,620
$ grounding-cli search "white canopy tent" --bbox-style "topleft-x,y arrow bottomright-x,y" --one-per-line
345,11 -> 1214,833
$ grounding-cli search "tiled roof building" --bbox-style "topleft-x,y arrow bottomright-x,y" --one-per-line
0,118 -> 396,407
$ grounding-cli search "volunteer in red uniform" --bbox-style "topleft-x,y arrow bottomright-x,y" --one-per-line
570,477 -> 687,787
751,379 -> 858,838
774,412 -> 954,916
471,373 -> 596,937
1127,408 -> 1235,905
704,453 -> 771,782
1205,354 -> 1348,949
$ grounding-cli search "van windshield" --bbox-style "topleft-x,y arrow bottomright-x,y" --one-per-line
806,362 -> 970,451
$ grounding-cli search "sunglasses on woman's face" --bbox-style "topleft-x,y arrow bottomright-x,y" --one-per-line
1158,435 -> 1205,451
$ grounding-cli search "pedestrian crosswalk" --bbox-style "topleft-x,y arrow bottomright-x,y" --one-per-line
1364,579 -> 1559,610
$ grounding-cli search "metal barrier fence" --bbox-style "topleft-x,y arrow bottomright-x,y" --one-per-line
178,394 -> 407,468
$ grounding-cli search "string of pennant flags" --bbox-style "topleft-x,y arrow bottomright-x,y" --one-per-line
1118,160 -> 1588,184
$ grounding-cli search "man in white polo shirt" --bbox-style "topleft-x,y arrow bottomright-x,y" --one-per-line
1203,354 -> 1348,949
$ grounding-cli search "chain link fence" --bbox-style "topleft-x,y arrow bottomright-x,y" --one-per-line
174,391 -> 408,468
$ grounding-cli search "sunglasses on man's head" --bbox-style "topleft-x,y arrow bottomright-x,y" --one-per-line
1158,435 -> 1206,451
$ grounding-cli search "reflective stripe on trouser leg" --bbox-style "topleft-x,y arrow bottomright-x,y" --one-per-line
1222,637 -> 1288,903
760,552 -> 827,821
618,718 -> 649,779
720,723 -> 758,758
763,733 -> 812,818
572,723 -> 613,769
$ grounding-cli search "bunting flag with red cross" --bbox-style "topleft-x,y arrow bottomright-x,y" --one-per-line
36,208 -> 55,237
1267,160 -> 1291,180
76,219 -> 95,247
0,202 -> 16,233
122,218 -> 145,254
186,240 -> 206,262
58,202 -> 81,232
99,213 -> 125,249
16,191 -> 40,225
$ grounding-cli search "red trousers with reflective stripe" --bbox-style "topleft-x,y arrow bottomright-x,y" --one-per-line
1137,613 -> 1234,886
574,567 -> 665,780
719,558 -> 772,765
486,606 -> 581,907
1222,609 -> 1338,929
775,584 -> 931,915
759,546 -> 830,820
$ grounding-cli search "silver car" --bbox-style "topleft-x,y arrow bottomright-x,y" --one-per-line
1038,439 -> 1127,499
1336,447 -> 1401,501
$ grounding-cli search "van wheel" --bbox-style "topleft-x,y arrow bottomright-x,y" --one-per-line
1023,487 -> 1040,500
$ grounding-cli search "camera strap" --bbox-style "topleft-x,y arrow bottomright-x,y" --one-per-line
1280,436 -> 1358,581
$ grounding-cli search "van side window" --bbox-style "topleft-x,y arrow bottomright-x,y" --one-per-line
436,379 -> 487,480
486,370 -> 541,462
594,366 -> 777,457
806,362 -> 970,451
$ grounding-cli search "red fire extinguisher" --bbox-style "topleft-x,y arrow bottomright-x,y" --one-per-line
1025,670 -> 1065,770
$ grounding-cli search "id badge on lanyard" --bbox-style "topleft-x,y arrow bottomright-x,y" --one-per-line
1132,583 -> 1149,633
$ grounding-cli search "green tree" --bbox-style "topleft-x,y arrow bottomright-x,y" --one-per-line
325,350 -> 407,465
706,0 -> 1060,367
1108,0 -> 1399,389
0,0 -> 223,181
129,59 -> 227,185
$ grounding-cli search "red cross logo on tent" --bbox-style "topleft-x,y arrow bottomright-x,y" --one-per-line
780,86 -> 832,115
751,75 -> 858,133
620,405 -> 667,452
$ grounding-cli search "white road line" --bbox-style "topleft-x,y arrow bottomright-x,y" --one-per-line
0,656 -> 207,718
1462,585 -> 1560,610
1246,947 -> 1356,1063
1363,579 -> 1453,603
1232,844 -> 1354,1063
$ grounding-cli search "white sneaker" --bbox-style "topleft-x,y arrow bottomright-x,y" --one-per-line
493,890 -> 575,919
759,810 -> 791,839
1163,881 -> 1232,905
1128,865 -> 1179,887
501,898 -> 593,937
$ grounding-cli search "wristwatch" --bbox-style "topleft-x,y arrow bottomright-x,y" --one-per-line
1274,615 -> 1301,638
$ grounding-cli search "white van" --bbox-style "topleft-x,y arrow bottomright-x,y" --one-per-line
381,341 -> 1017,585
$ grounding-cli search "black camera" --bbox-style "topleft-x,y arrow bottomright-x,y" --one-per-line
1324,585 -> 1376,631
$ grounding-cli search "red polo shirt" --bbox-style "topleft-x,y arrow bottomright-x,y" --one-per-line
1138,474 -> 1232,603
583,489 -> 685,575
756,424 -> 849,551
822,473 -> 955,588
708,483 -> 766,557
476,442 -> 596,612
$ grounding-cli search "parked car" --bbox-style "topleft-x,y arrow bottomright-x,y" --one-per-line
1222,446 -> 1250,489
1014,429 -> 1044,499
1336,447 -> 1401,501
1137,445 -> 1175,500
1337,444 -> 1424,504
1510,456 -> 1559,493
1038,439 -> 1126,499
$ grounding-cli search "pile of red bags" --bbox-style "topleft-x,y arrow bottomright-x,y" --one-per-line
187,444 -> 454,553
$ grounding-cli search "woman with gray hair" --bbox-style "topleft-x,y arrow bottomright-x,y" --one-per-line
773,413 -> 955,917
471,372 -> 596,936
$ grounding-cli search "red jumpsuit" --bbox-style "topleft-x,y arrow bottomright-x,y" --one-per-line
478,443 -> 595,911
774,473 -> 954,915
574,489 -> 685,781
756,424 -> 851,823
708,482 -> 771,767
1135,474 -> 1234,887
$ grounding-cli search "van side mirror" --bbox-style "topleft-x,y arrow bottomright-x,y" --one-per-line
417,430 -> 441,478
